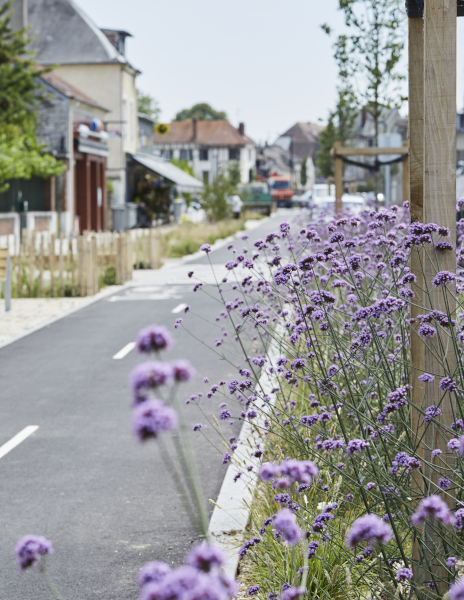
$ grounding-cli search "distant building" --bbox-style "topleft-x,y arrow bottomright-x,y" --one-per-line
258,123 -> 322,191
0,71 -> 109,236
23,0 -> 140,210
151,120 -> 256,184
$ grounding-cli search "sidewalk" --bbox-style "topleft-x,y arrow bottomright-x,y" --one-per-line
0,287 -> 121,347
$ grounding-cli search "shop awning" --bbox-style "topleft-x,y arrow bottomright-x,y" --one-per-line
129,152 -> 204,193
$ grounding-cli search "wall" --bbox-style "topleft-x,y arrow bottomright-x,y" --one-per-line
53,63 -> 137,205
36,93 -> 68,155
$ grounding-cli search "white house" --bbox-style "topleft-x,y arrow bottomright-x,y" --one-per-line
152,120 -> 256,184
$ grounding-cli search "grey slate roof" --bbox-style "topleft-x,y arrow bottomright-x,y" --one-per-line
27,0 -> 128,65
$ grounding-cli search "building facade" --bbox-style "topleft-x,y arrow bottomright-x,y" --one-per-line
25,0 -> 140,208
0,71 -> 109,235
151,120 -> 256,184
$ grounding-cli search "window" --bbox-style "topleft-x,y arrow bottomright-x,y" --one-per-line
203,171 -> 209,184
199,149 -> 208,161
180,149 -> 192,160
162,150 -> 172,159
229,148 -> 240,160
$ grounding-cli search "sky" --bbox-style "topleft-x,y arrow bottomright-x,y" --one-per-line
77,0 -> 464,145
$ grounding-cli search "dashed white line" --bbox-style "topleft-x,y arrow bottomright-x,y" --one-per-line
172,303 -> 187,314
0,426 -> 39,460
113,341 -> 136,360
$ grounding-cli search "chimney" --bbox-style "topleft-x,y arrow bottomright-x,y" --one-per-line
192,118 -> 197,141
238,122 -> 245,136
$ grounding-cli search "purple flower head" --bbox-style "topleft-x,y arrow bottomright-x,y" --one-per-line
137,561 -> 171,588
418,323 -> 436,338
449,438 -> 460,450
247,586 -> 260,596
448,557 -> 457,567
281,587 -> 305,600
280,222 -> 291,236
273,508 -> 302,545
419,373 -> 434,382
132,399 -> 178,442
130,362 -> 174,403
410,495 -> 454,526
278,459 -> 319,484
200,244 -> 211,253
185,542 -> 225,572
439,478 -> 451,490
222,452 -> 231,464
171,359 -> 196,383
432,271 -> 456,287
424,405 -> 442,422
440,377 -> 457,393
15,535 -> 54,571
449,578 -> 464,600
346,514 -> 393,548
432,449 -> 442,456
396,568 -> 413,582
259,462 -> 278,481
346,439 -> 370,455
136,324 -> 174,353
192,423 -> 202,431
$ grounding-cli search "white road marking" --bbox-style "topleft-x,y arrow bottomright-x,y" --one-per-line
113,342 -> 136,360
0,426 -> 39,460
172,303 -> 187,314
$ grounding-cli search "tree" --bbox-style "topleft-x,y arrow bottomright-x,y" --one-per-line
174,103 -> 227,122
322,0 -> 405,148
300,155 -> 308,187
316,88 -> 358,180
228,161 -> 241,186
137,90 -> 161,122
170,158 -> 195,177
200,173 -> 235,221
0,1 -> 64,192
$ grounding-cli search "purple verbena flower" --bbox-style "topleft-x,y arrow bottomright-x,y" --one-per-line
137,561 -> 171,588
132,399 -> 178,442
396,568 -> 413,582
171,359 -> 196,383
136,324 -> 173,353
14,535 -> 54,571
200,244 -> 211,253
273,508 -> 302,545
130,362 -> 174,403
247,586 -> 260,596
432,271 -> 456,287
346,514 -> 393,547
449,577 -> 464,600
410,495 -> 454,526
185,542 -> 225,572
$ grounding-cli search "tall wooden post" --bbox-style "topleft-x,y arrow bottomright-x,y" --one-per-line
333,142 -> 343,213
409,0 -> 457,589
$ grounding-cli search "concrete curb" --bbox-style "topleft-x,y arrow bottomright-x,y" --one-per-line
0,284 -> 129,351
208,334 -> 280,578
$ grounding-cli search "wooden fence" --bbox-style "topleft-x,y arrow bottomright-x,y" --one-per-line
0,228 -> 162,298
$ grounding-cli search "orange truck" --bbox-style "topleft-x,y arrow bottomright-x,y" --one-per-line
268,175 -> 294,208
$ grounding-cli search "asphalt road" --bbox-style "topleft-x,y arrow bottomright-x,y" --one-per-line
0,211 -> 291,600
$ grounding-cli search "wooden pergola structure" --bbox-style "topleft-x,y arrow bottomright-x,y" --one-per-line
331,142 -> 410,211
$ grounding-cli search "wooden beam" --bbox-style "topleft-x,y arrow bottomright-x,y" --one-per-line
333,142 -> 343,213
414,0 -> 457,589
332,145 -> 408,157
408,16 -> 425,572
